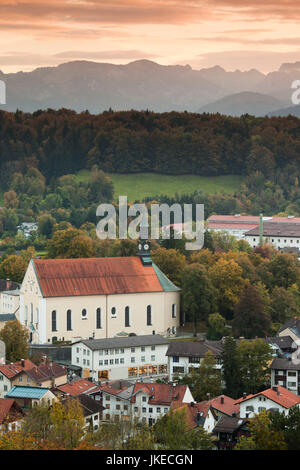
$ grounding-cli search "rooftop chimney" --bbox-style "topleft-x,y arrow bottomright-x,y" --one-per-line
243,392 -> 247,400
21,359 -> 25,368
206,393 -> 210,401
221,396 -> 224,404
6,278 -> 12,290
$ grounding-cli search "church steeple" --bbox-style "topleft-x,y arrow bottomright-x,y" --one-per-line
137,239 -> 152,265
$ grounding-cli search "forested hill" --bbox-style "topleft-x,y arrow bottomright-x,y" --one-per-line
0,108 -> 300,187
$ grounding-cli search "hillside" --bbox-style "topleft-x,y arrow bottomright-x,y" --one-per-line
198,92 -> 284,117
1,59 -> 300,114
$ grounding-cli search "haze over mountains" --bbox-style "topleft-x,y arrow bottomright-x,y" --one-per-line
0,59 -> 300,116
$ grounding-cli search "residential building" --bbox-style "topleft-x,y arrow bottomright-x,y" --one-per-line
170,401 -> 217,433
244,222 -> 300,250
271,357 -> 300,394
62,394 -> 104,432
0,398 -> 25,431
0,287 -> 20,316
236,386 -> 300,418
166,340 -> 223,380
11,361 -> 68,389
213,416 -> 249,450
96,380 -> 194,426
55,378 -> 98,398
0,359 -> 36,398
19,252 -> 180,345
201,394 -> 240,421
72,334 -> 169,381
5,385 -> 57,408
278,318 -> 300,346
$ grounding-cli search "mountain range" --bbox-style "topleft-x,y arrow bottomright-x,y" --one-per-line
0,59 -> 300,116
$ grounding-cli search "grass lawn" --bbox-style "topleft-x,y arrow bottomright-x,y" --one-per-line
76,170 -> 242,202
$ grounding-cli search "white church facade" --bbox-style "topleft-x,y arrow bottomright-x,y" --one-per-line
19,247 -> 180,345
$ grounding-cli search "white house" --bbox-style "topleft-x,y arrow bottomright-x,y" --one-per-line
19,248 -> 180,345
236,386 -> 300,418
95,380 -> 194,426
72,334 -> 170,381
166,340 -> 223,380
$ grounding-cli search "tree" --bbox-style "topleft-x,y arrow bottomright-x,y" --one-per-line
269,286 -> 298,324
269,253 -> 299,289
221,336 -> 243,399
49,399 -> 86,449
47,228 -> 94,258
0,254 -> 28,283
237,339 -> 273,395
209,257 -> 247,318
177,351 -> 222,402
206,313 -> 228,340
4,190 -> 19,209
181,263 -> 217,336
154,407 -> 213,450
270,407 -> 300,450
152,247 -> 187,288
0,319 -> 29,362
235,410 -> 287,450
233,284 -> 271,338
37,213 -> 56,238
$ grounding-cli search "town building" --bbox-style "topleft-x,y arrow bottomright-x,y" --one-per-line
236,386 -> 300,418
62,394 -> 104,432
0,398 -> 25,431
94,380 -> 193,426
72,334 -> 169,382
278,318 -> 300,346
213,416 -> 249,450
19,250 -> 180,345
270,357 -> 300,395
0,359 -> 36,398
55,377 -> 98,398
244,222 -> 300,250
5,385 -> 57,408
166,340 -> 223,380
11,361 -> 68,389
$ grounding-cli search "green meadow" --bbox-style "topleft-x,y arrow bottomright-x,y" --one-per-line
76,170 -> 242,202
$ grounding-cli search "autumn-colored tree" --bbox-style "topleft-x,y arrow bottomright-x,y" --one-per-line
50,399 -> 86,449
46,228 -> 94,258
0,319 -> 29,362
4,190 -> 19,209
0,254 -> 28,283
152,247 -> 186,287
154,407 -> 213,450
209,257 -> 247,317
235,410 -> 287,450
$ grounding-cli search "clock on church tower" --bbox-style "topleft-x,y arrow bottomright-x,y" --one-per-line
137,239 -> 152,265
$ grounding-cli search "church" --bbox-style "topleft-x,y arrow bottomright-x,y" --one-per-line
19,242 -> 180,345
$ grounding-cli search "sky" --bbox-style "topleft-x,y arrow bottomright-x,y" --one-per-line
0,0 -> 300,74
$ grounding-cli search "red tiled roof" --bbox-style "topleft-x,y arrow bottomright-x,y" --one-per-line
208,215 -> 261,223
0,399 -> 15,424
202,395 -> 240,417
131,383 -> 188,406
25,362 -> 67,383
236,386 -> 300,409
170,401 -> 211,429
56,378 -> 97,396
0,360 -> 36,379
208,222 -> 258,231
33,257 -> 163,297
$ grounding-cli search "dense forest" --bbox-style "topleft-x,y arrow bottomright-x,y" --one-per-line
1,108 -> 300,188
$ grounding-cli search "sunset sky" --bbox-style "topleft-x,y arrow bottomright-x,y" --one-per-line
1,0 -> 300,74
